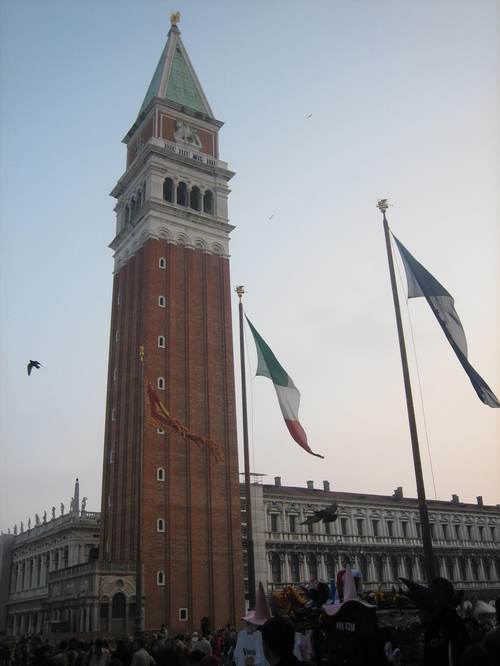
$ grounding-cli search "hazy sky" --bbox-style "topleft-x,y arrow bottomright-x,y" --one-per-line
1,0 -> 499,532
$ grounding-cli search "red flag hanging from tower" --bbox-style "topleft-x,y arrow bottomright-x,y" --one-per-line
147,381 -> 224,461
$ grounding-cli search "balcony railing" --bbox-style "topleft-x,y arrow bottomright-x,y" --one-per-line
265,531 -> 499,550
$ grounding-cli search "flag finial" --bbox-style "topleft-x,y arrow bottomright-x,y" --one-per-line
235,285 -> 245,300
377,199 -> 390,213
170,11 -> 180,27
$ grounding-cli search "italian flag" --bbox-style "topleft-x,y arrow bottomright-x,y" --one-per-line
246,317 -> 324,459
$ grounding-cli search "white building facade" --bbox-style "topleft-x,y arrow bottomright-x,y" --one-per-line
244,479 -> 500,600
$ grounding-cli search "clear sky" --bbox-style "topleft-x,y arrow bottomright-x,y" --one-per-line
1,0 -> 499,532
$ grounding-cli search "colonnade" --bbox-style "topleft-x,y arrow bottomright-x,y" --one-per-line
10,543 -> 87,594
266,549 -> 499,589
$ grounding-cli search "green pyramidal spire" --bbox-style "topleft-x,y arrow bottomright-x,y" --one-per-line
138,22 -> 213,119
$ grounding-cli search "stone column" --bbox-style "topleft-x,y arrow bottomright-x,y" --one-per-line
92,603 -> 99,633
367,555 -> 376,584
281,553 -> 289,583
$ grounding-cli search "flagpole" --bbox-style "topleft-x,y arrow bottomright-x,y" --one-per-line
236,286 -> 256,610
135,345 -> 145,635
378,200 -> 435,584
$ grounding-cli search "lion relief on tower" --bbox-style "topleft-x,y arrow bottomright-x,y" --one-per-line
174,120 -> 202,150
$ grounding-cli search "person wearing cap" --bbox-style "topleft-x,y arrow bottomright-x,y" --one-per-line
234,584 -> 270,666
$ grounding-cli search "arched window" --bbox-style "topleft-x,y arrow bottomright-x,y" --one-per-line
157,518 -> 165,532
130,197 -> 137,219
405,555 -> 414,580
203,190 -> 214,214
177,182 -> 187,206
326,555 -> 336,581
459,556 -> 467,581
390,555 -> 399,581
290,554 -> 300,583
99,602 -> 109,620
157,427 -> 165,435
112,592 -> 126,619
190,186 -> 201,211
163,178 -> 174,202
307,554 -> 318,580
159,257 -> 167,269
157,377 -> 165,390
157,468 -> 165,481
359,555 -> 368,581
158,295 -> 166,308
157,571 -> 165,586
271,553 -> 281,583
158,335 -> 166,348
471,557 -> 479,580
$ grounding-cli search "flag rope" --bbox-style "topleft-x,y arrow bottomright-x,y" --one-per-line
393,237 -> 439,501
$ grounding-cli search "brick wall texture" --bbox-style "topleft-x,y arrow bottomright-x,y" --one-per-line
100,239 -> 244,632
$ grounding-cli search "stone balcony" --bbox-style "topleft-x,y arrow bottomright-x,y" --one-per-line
264,531 -> 499,550
12,511 -> 101,545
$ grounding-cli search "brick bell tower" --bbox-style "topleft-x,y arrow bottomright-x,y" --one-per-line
100,15 -> 244,632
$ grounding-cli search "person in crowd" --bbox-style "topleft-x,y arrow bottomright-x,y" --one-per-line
195,637 -> 211,657
234,584 -> 270,666
483,597 -> 500,666
87,640 -> 111,666
401,576 -> 469,665
261,617 -> 300,666
130,638 -> 155,666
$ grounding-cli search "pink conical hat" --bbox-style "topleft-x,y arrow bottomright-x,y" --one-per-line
242,582 -> 271,625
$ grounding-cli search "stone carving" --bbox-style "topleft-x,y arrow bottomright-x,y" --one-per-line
35,513 -> 40,526
82,497 -> 88,512
70,497 -> 74,512
52,506 -> 56,520
99,575 -> 135,597
43,511 -> 47,523
60,503 -> 64,516
174,121 -> 202,150
13,525 -> 17,535
20,522 -> 24,533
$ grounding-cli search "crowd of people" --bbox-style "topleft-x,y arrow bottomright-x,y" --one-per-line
0,630 -> 237,666
0,577 -> 499,666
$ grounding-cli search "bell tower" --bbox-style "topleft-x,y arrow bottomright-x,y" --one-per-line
100,15 -> 244,631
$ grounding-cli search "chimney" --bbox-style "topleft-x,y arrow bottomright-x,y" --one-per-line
451,494 -> 460,504
393,486 -> 403,500
323,480 -> 330,492
274,476 -> 281,487
307,480 -> 314,490
477,496 -> 483,506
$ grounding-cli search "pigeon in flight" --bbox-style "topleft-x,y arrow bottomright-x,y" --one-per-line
268,214 -> 274,221
306,113 -> 312,119
27,360 -> 43,376
301,503 -> 338,525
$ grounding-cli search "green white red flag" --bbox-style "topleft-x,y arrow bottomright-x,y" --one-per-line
246,317 -> 324,459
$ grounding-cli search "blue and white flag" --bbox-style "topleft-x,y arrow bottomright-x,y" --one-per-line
393,235 -> 499,408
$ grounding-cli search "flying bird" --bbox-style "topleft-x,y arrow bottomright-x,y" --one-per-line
306,113 -> 312,119
268,214 -> 274,221
301,503 -> 338,525
27,360 -> 43,376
